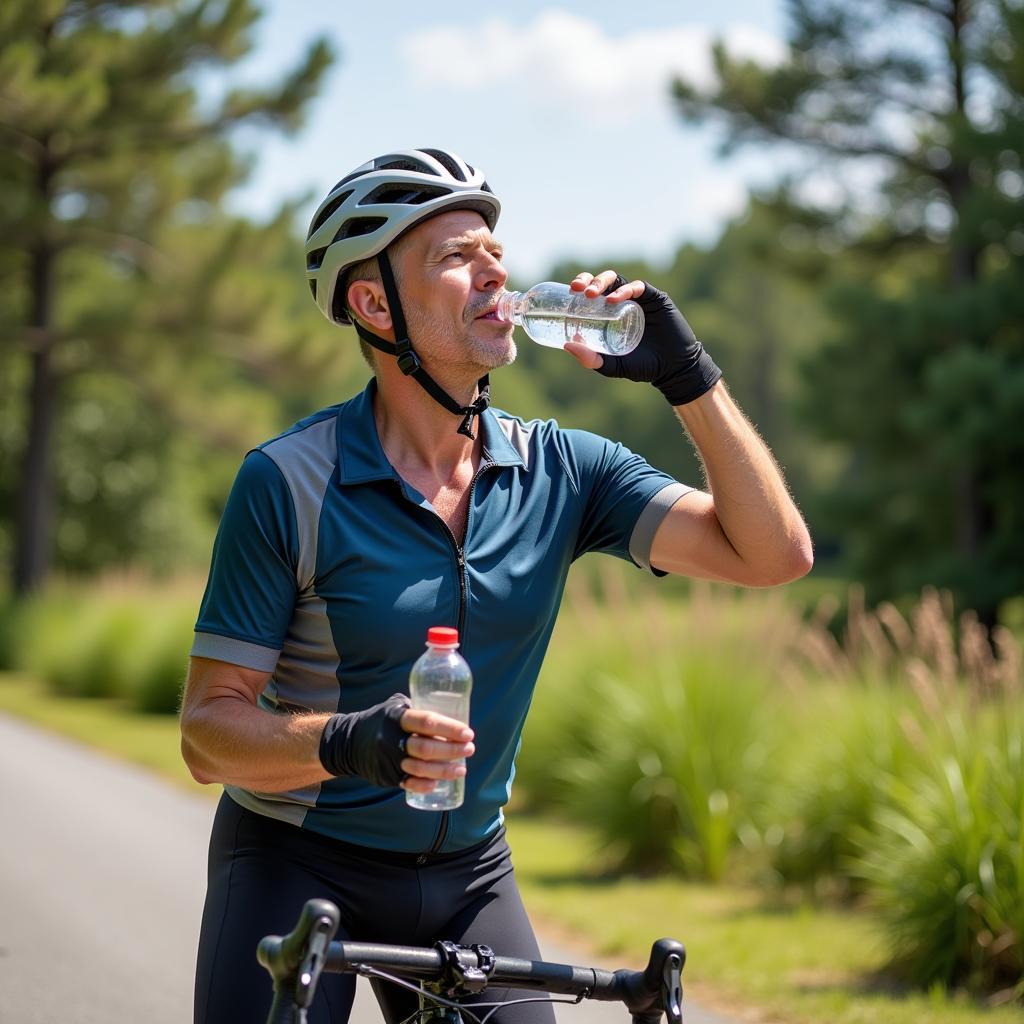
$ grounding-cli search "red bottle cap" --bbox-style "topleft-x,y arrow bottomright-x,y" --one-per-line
427,626 -> 459,646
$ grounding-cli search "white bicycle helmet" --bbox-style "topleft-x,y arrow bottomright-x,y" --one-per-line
305,148 -> 501,325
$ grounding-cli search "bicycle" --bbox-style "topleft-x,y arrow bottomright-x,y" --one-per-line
259,898 -> 686,1024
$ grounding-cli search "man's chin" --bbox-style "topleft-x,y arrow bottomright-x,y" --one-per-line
468,331 -> 516,371
489,338 -> 517,370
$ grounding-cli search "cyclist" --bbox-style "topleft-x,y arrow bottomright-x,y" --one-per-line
179,148 -> 812,1024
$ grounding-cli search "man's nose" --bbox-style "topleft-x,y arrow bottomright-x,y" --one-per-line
477,252 -> 508,291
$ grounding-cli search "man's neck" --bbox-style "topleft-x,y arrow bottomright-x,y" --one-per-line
372,367 -> 485,479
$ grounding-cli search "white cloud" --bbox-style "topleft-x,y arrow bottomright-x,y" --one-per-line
400,10 -> 785,117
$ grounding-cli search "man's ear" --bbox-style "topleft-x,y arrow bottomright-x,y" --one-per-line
347,280 -> 393,334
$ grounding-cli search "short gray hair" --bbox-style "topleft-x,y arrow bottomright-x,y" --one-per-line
341,238 -> 413,373
340,255 -> 383,372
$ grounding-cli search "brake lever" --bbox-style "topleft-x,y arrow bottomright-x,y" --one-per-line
258,898 -> 341,1013
626,937 -> 685,1024
296,905 -> 340,1009
662,948 -> 683,1024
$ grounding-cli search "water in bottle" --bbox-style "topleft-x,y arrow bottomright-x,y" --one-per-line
406,626 -> 472,812
494,281 -> 644,356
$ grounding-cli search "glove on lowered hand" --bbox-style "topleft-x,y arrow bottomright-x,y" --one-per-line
319,693 -> 410,788
596,276 -> 722,406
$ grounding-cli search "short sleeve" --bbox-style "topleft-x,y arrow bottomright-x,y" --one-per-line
191,450 -> 300,671
561,429 -> 692,574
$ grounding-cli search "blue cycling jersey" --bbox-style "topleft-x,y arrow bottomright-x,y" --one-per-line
191,379 -> 690,853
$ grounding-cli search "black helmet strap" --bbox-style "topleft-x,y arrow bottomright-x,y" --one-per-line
352,252 -> 490,440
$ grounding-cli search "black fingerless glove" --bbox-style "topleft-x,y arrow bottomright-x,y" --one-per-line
318,693 -> 410,788
596,277 -> 722,406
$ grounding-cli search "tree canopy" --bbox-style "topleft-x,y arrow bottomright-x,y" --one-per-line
0,0 -> 334,591
1,1 -> 1021,629
673,0 -> 1024,623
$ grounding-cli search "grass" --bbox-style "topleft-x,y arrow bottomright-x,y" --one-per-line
1,670 -> 1018,1024
506,817 -> 1023,1024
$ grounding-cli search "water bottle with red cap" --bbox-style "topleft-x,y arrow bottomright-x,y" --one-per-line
406,626 -> 473,811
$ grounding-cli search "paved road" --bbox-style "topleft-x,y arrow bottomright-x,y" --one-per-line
0,713 -> 733,1024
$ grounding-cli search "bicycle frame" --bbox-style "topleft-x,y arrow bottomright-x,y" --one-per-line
258,899 -> 685,1024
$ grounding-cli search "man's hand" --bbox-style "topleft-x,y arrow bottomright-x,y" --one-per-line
564,270 -> 722,405
319,695 -> 474,793
398,708 -> 475,796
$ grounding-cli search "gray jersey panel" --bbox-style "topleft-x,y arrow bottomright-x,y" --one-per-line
493,415 -> 533,468
262,418 -> 337,592
223,784 -> 310,828
245,416 -> 342,822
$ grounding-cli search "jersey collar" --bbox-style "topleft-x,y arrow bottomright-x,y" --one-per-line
337,379 -> 526,486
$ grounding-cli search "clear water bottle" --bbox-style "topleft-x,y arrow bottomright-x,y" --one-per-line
495,281 -> 644,356
406,626 -> 472,812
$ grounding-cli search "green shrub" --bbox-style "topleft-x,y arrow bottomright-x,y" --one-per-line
126,607 -> 194,714
12,587 -> 85,686
67,601 -> 150,699
7,575 -> 199,713
854,701 -> 1024,997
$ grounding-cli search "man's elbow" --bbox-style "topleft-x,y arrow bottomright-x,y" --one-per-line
745,534 -> 813,587
782,544 -> 814,584
180,724 -> 216,785
766,533 -> 814,586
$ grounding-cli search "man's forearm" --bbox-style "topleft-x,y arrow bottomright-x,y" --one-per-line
674,381 -> 813,583
181,696 -> 332,792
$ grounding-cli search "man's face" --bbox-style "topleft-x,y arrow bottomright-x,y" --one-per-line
393,210 -> 516,373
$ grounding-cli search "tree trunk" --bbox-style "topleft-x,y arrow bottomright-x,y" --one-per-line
13,175 -> 57,596
946,0 -> 997,629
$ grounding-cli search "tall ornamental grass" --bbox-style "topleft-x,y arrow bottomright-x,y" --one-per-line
745,582 -> 1022,998
768,682 -> 923,897
855,700 -> 1023,1001
781,586 -> 1023,889
519,567 -> 1023,998
807,588 -> 1024,999
519,568 -> 803,879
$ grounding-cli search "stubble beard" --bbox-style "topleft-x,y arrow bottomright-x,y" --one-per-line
406,304 -> 517,374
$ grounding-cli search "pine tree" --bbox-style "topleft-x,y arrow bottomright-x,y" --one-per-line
0,0 -> 333,593
674,0 -> 1024,623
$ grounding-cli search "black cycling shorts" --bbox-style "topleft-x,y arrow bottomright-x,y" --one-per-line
194,793 -> 557,1024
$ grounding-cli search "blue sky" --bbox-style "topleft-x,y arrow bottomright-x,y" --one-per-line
226,2 -> 794,281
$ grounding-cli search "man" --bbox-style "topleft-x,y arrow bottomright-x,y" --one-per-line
180,148 -> 812,1024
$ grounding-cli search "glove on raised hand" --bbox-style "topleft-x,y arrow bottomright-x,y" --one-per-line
596,276 -> 722,406
319,693 -> 410,788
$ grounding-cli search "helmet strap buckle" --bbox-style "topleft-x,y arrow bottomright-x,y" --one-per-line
397,349 -> 421,376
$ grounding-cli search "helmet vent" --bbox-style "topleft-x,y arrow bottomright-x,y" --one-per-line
378,158 -> 426,173
308,279 -> 317,302
421,149 -> 468,181
361,183 -> 450,207
334,216 -> 388,242
307,246 -> 328,272
308,189 -> 354,238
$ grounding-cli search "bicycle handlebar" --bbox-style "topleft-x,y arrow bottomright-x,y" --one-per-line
258,899 -> 341,1024
258,898 -> 685,1024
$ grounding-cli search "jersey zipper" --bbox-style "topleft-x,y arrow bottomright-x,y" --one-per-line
418,462 -> 493,863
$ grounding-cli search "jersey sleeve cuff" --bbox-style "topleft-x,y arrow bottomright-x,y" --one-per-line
629,482 -> 693,575
190,631 -> 281,673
